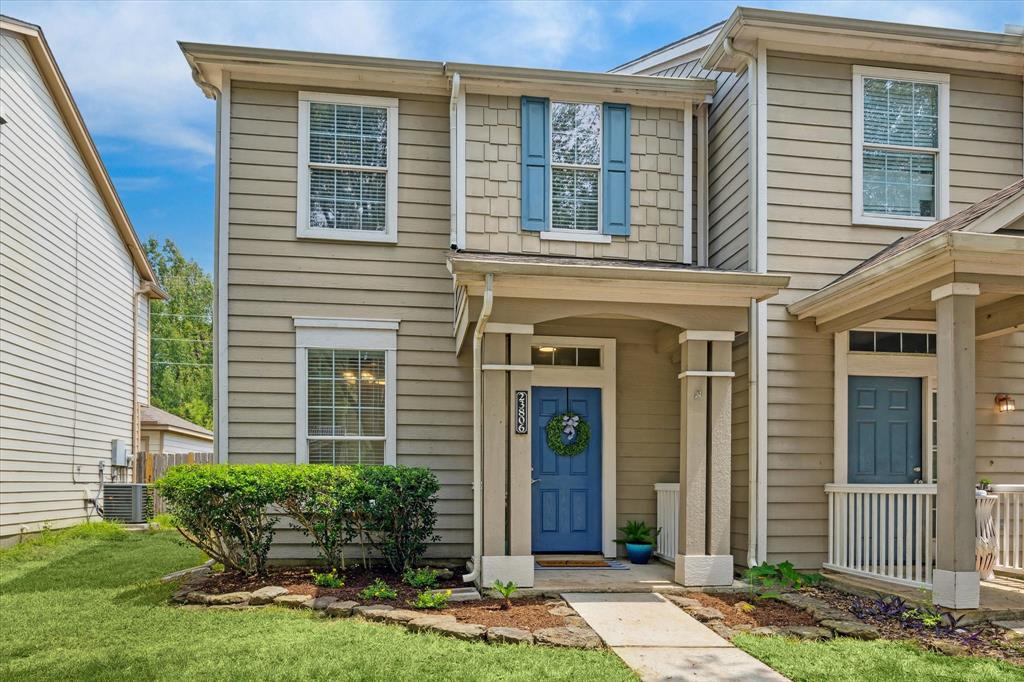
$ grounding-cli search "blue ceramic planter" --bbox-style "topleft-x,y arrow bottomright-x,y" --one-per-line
625,543 -> 654,564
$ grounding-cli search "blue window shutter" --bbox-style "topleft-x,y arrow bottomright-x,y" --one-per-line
521,96 -> 550,231
602,103 -> 631,236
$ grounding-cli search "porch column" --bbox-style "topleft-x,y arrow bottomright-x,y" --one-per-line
481,332 -> 508,557
675,330 -> 735,586
932,283 -> 980,609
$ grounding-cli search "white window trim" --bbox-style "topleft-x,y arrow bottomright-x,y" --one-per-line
549,101 -> 603,234
294,317 -> 399,465
852,66 -> 950,229
296,91 -> 399,243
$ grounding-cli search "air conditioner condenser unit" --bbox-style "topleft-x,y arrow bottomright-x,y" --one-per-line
102,484 -> 151,523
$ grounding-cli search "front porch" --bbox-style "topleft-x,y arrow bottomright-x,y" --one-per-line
789,187 -> 1024,609
448,251 -> 790,591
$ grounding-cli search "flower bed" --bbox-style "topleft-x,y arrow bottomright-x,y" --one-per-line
170,566 -> 602,649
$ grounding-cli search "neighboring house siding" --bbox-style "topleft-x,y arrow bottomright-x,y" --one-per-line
0,32 -> 139,539
225,82 -> 471,558
161,432 -> 214,455
463,95 -> 686,261
763,52 -> 1024,568
136,294 -> 149,405
653,59 -> 750,271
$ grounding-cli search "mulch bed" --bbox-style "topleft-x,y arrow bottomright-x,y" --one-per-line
688,592 -> 817,628
447,598 -> 568,630
193,566 -> 464,608
809,586 -> 1024,665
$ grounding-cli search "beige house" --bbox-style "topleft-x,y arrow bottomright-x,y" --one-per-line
0,17 -> 164,543
140,405 -> 214,455
182,7 -> 1023,608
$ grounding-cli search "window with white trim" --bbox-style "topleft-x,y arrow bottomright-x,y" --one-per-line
297,92 -> 398,242
294,318 -> 398,465
551,102 -> 601,231
853,67 -> 949,228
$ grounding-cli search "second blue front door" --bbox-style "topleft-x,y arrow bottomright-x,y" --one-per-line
848,376 -> 922,484
531,387 -> 602,553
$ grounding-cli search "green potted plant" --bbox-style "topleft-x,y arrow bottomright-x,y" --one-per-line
614,520 -> 661,564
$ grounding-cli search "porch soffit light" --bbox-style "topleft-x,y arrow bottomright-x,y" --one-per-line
995,394 -> 1016,413
538,346 -> 557,353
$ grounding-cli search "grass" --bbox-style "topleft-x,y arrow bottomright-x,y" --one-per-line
0,523 -> 634,682
735,633 -> 1024,682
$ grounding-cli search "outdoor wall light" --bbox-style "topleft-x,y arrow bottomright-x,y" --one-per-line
996,394 -> 1016,413
537,346 -> 557,353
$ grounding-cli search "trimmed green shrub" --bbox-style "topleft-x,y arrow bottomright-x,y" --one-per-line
403,567 -> 440,589
156,463 -> 441,575
356,466 -> 441,572
154,464 -> 290,576
277,465 -> 359,571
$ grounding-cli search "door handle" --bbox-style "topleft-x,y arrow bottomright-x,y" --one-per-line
912,466 -> 922,473
532,478 -> 541,485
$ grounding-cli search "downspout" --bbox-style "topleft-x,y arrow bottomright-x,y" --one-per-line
448,71 -> 461,249
724,37 -> 764,568
463,272 -> 494,584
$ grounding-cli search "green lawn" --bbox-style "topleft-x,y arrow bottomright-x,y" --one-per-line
4,525 -> 1022,682
735,633 -> 1024,682
0,524 -> 634,681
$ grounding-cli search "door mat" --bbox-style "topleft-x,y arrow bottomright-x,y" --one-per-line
535,559 -> 629,570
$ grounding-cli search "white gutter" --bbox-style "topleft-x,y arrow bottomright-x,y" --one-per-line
724,37 -> 767,568
448,71 -> 461,249
463,272 -> 494,584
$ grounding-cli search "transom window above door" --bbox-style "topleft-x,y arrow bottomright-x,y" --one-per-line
551,102 -> 601,232
297,92 -> 398,242
852,67 -> 949,229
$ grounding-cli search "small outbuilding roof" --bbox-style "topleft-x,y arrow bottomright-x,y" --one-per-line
140,405 -> 213,440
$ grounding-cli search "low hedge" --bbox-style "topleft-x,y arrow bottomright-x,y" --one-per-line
155,464 -> 440,576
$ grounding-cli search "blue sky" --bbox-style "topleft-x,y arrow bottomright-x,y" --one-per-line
5,0 -> 1022,270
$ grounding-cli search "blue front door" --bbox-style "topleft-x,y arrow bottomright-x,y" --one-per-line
848,376 -> 922,484
531,387 -> 602,553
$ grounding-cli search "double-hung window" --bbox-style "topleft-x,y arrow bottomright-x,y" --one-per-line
294,318 -> 398,465
853,66 -> 949,228
551,102 -> 601,232
297,92 -> 399,242
521,97 -> 631,239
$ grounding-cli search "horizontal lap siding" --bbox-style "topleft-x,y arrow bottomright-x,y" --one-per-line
977,332 -> 1024,483
731,335 -> 750,564
765,53 -> 1024,568
227,83 -> 471,559
0,34 -> 138,539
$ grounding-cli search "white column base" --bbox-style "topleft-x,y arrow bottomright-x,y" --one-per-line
932,569 -> 980,609
674,554 -> 733,586
481,555 -> 534,588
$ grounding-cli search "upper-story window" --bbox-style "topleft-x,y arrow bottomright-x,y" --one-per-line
297,92 -> 399,243
521,97 -> 631,241
852,67 -> 949,229
551,102 -> 601,232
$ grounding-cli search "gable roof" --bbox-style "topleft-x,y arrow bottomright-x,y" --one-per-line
140,405 -> 213,439
839,178 -> 1024,283
0,15 -> 163,297
610,21 -> 724,74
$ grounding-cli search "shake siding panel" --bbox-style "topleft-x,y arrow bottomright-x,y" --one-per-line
764,53 -> 1024,568
226,83 -> 471,558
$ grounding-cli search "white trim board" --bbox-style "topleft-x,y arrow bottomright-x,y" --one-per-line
530,334 -> 617,558
215,76 -> 231,462
296,91 -> 399,243
851,65 -> 950,229
294,317 -> 399,466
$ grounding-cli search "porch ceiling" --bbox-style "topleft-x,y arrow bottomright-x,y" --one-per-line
789,232 -> 1024,335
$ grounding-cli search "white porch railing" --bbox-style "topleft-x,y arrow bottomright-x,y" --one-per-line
991,485 -> 1024,575
654,483 -> 679,562
824,484 -> 937,588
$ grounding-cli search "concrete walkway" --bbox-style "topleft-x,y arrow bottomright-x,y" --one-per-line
564,593 -> 788,682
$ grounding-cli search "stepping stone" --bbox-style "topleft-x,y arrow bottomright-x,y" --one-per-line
250,586 -> 288,605
326,600 -> 359,618
820,619 -> 879,640
994,620 -> 1024,638
487,626 -> 534,644
534,626 -> 603,649
548,606 -> 576,617
184,592 -> 212,605
665,595 -> 702,609
689,606 -> 726,622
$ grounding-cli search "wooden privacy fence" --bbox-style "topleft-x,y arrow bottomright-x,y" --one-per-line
133,451 -> 215,515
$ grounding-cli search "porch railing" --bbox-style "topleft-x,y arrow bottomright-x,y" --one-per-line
653,483 -> 679,562
991,484 -> 1024,575
824,483 -> 937,588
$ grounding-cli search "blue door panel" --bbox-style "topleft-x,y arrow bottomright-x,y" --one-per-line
532,387 -> 602,553
848,376 -> 922,484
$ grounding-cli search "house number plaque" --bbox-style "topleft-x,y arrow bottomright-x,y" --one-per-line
514,391 -> 528,434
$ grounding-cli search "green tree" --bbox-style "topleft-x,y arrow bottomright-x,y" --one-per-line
145,238 -> 214,430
